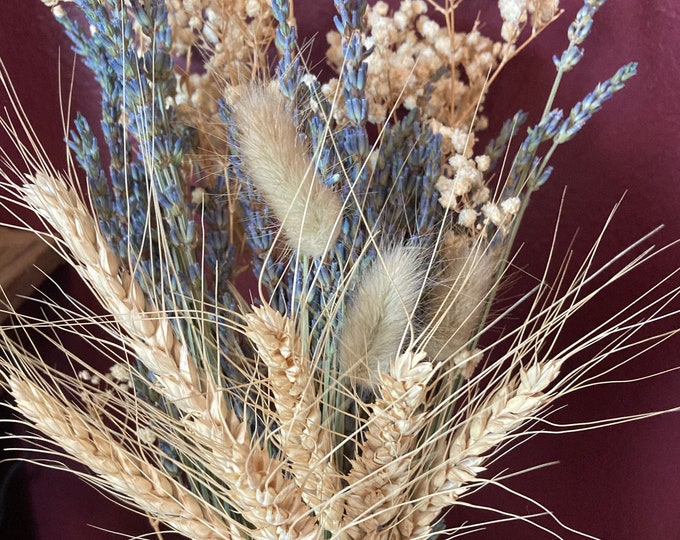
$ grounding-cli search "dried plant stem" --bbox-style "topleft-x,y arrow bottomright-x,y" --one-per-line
245,305 -> 344,533
6,374 -> 231,539
403,359 -> 563,537
21,172 -> 319,540
342,350 -> 435,539
21,174 -> 203,412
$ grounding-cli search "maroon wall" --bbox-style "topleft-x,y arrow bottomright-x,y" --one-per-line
1,1 -> 678,538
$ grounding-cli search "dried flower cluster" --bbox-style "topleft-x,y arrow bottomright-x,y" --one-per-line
165,0 -> 277,150
0,0 -> 675,539
324,0 -> 503,127
323,0 -> 559,236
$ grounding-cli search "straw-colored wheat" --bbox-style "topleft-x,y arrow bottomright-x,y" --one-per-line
341,350 -> 435,539
19,171 -> 320,540
402,359 -> 563,537
6,372 -> 232,539
245,304 -> 344,532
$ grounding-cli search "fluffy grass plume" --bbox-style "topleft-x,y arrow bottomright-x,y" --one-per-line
232,84 -> 342,258
422,232 -> 499,377
337,243 -> 427,391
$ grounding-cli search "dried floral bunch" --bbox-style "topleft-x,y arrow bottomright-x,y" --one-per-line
0,0 -> 677,539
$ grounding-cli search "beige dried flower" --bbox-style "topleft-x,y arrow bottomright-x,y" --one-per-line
529,0 -> 560,32
325,1 -> 504,128
499,0 -> 528,42
232,85 -> 343,258
337,244 -> 426,391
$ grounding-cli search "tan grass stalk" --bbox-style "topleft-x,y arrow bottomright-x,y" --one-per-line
423,231 -> 498,377
22,173 -> 205,412
21,172 -> 320,540
337,244 -> 426,391
401,359 -> 563,538
341,350 -> 435,539
232,85 -> 342,258
7,374 -> 231,539
245,304 -> 343,533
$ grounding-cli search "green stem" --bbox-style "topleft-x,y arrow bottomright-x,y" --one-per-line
543,67 -> 565,119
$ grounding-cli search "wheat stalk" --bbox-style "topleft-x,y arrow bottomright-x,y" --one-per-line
19,171 -> 320,539
21,172 -> 205,412
5,371 -> 233,539
402,359 -> 563,538
245,304 -> 344,533
341,350 -> 436,539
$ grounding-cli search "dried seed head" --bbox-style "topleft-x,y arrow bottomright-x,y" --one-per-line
423,231 -> 498,373
337,244 -> 426,391
232,85 -> 342,258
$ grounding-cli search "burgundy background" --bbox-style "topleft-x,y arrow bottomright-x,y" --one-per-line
1,1 -> 679,538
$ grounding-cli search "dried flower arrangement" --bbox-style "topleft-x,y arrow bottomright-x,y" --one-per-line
0,0 -> 678,539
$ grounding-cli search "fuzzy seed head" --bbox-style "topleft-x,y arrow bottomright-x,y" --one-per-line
232,85 -> 343,258
423,232 -> 498,369
337,244 -> 427,391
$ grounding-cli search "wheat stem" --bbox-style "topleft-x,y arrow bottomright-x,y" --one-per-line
6,373 -> 231,539
20,172 -> 320,540
342,350 -> 435,539
403,359 -> 563,537
245,304 -> 344,533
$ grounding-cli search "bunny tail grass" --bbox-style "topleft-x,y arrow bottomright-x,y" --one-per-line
337,244 -> 427,392
232,84 -> 342,258
423,231 -> 499,377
